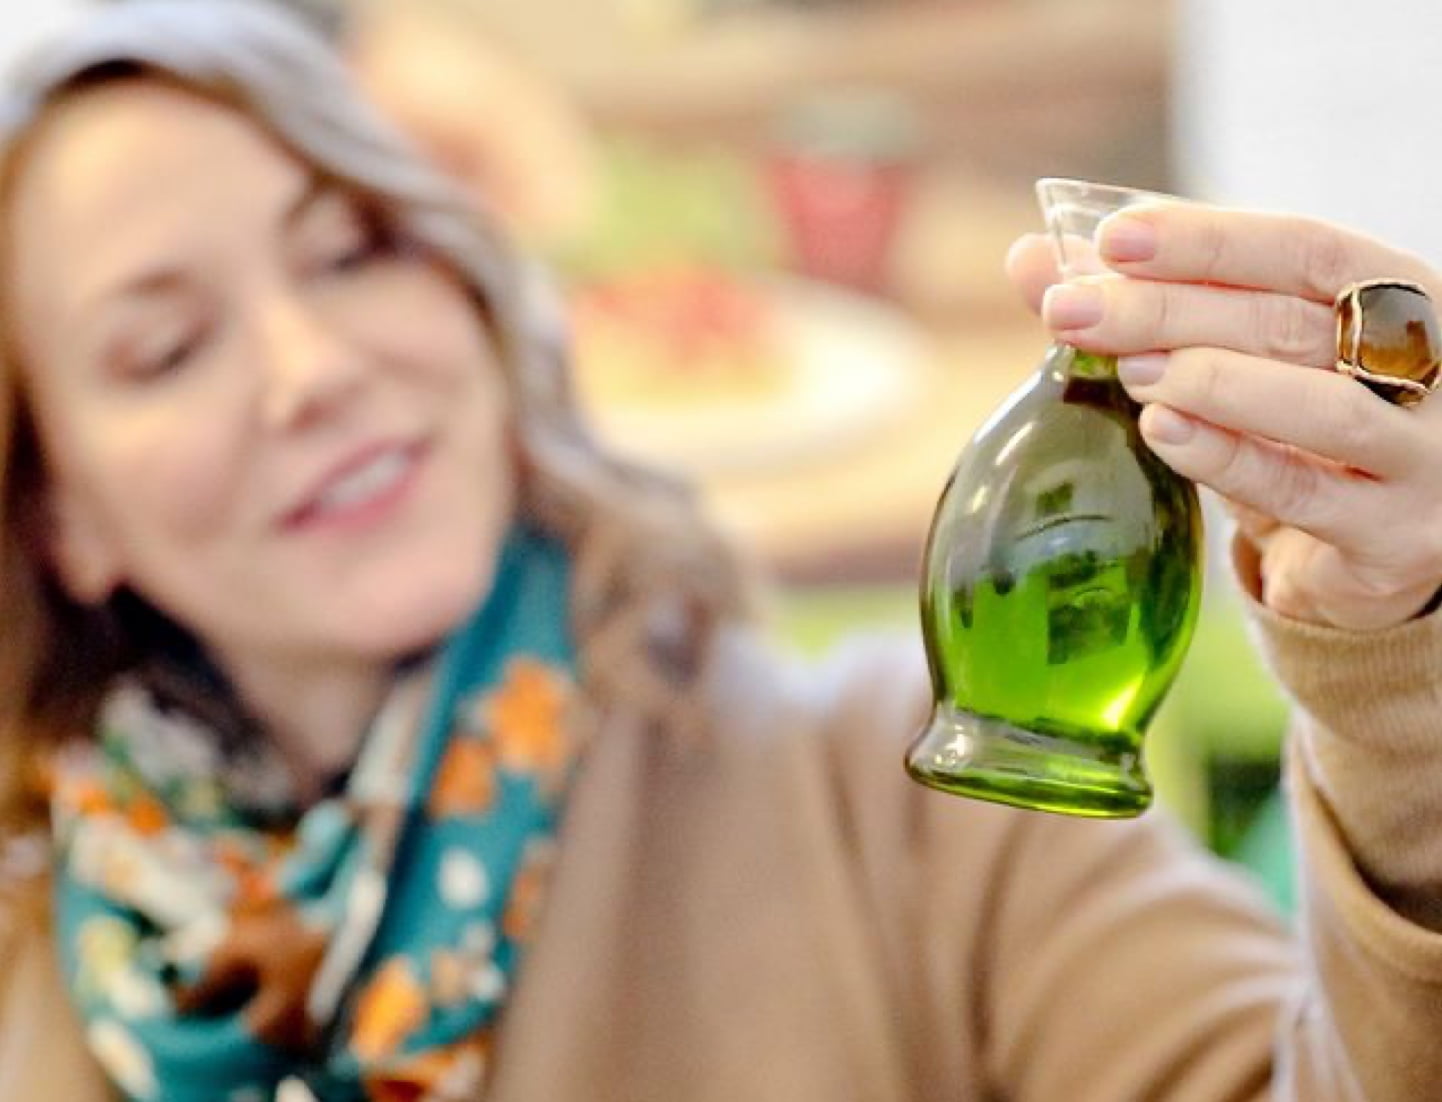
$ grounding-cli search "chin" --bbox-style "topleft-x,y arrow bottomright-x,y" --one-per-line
351,542 -> 503,659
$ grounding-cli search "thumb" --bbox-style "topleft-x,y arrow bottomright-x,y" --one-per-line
1005,233 -> 1061,315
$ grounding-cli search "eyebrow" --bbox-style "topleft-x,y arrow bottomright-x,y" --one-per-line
83,171 -> 334,313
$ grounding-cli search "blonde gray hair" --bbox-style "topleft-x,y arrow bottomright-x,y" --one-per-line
0,0 -> 752,830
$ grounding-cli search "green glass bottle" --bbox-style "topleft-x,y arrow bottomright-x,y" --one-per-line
905,179 -> 1203,818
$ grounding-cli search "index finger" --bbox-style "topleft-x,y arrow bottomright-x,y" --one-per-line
1097,205 -> 1439,306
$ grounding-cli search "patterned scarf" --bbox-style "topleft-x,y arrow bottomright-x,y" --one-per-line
49,528 -> 581,1102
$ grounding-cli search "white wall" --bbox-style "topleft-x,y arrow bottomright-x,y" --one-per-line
1173,0 -> 1442,266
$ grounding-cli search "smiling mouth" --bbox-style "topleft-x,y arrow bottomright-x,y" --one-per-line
285,443 -> 426,530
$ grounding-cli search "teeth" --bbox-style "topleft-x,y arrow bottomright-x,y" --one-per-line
315,450 -> 410,513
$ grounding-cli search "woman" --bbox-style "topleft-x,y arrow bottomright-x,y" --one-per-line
1,3 -> 1440,1101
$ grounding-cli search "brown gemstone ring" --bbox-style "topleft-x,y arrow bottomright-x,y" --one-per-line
1334,278 -> 1442,407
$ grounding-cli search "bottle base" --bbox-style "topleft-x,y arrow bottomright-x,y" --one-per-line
905,705 -> 1152,819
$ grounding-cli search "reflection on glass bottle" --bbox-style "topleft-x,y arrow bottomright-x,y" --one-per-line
909,343 -> 1201,817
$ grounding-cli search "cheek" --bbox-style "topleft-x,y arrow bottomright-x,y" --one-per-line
359,272 -> 501,390
380,298 -> 514,455
461,353 -> 515,480
74,410 -> 243,553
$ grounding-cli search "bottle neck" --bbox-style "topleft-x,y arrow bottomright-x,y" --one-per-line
1046,342 -> 1136,416
1061,345 -> 1118,380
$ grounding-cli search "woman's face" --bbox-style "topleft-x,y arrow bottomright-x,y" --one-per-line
5,80 -> 515,685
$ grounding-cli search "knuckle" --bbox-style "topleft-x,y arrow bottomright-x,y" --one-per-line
1260,294 -> 1329,364
1175,348 -> 1225,411
1269,459 -> 1326,525
1215,437 -> 1322,526
1206,426 -> 1252,491
1147,281 -> 1176,339
1194,218 -> 1230,282
1291,220 -> 1353,299
1329,389 -> 1385,461
1298,375 -> 1374,457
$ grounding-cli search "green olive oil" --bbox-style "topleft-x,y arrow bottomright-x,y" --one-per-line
906,345 -> 1202,817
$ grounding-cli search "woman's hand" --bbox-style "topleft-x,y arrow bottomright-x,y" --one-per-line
1006,205 -> 1442,631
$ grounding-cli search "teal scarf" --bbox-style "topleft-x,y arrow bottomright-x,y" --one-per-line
51,528 -> 580,1102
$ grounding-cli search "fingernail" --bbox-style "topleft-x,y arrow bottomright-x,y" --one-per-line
1117,353 -> 1167,387
1042,283 -> 1104,330
1099,214 -> 1158,263
1143,405 -> 1195,445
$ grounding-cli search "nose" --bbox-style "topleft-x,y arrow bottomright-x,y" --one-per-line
256,288 -> 363,430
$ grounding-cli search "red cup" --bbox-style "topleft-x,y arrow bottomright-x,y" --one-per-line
765,90 -> 919,296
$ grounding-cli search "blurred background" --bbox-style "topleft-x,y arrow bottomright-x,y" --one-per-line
15,0 -> 1442,910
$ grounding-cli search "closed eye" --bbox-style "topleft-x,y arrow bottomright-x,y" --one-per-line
117,319 -> 212,383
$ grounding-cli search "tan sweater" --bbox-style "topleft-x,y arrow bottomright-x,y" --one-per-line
2,599 -> 1440,1101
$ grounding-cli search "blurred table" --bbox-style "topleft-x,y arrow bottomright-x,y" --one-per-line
700,320 -> 1040,582
499,0 -> 1172,583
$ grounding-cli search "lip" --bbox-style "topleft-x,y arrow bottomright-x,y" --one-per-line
281,438 -> 429,533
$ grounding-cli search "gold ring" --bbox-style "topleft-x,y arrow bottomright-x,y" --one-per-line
1334,278 -> 1442,407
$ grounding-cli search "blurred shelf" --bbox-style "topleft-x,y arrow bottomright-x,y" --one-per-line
466,0 -> 1172,184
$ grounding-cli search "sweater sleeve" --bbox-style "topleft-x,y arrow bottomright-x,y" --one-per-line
1241,589 -> 1442,1100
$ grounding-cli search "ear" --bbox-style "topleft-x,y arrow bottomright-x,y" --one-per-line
43,485 -> 122,605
